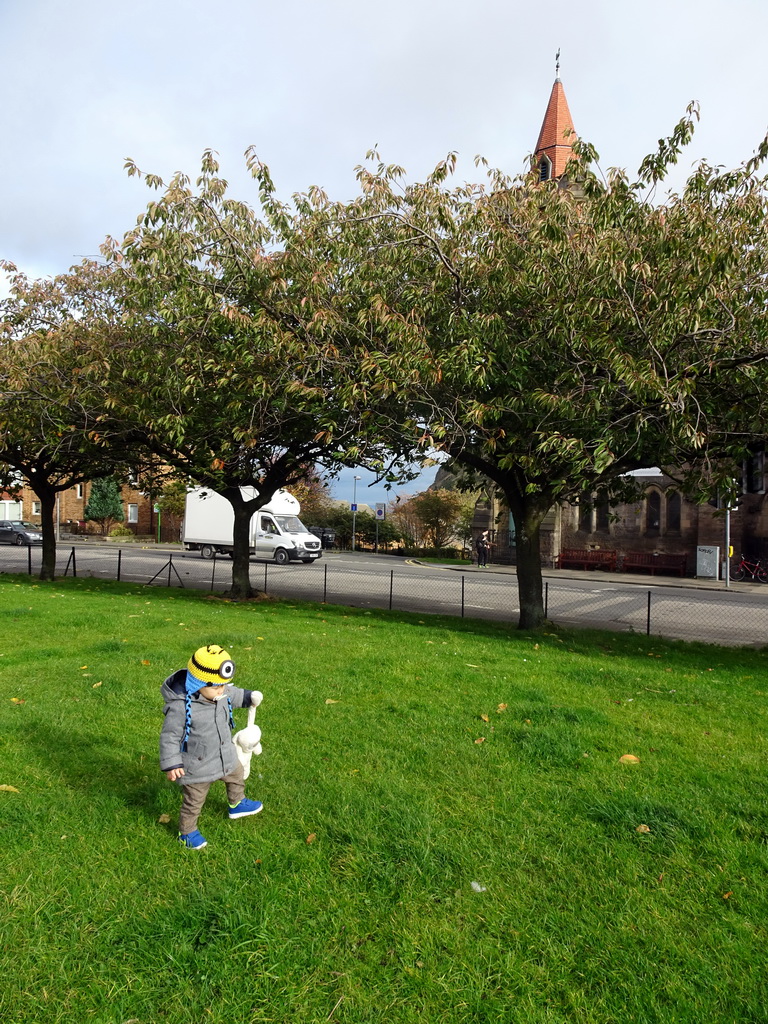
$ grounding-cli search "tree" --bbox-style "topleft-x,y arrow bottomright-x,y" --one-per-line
96,151 -> 421,598
317,114 -> 768,626
407,488 -> 474,548
155,477 -> 188,539
84,477 -> 124,534
0,261 -> 134,579
387,494 -> 423,548
286,470 -> 333,526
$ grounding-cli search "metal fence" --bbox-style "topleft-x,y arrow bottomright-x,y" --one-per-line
2,544 -> 767,647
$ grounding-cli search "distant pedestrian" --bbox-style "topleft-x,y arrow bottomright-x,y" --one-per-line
475,531 -> 490,568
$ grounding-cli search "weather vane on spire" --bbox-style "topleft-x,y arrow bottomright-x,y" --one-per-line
555,48 -> 561,79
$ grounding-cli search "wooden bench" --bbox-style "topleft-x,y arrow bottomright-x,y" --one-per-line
555,548 -> 617,571
621,552 -> 687,577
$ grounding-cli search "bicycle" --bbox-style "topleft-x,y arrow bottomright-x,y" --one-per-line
729,554 -> 768,583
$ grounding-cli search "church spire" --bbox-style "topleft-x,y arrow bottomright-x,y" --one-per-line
533,55 -> 577,181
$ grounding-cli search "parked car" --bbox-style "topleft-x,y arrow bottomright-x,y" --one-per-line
0,520 -> 43,545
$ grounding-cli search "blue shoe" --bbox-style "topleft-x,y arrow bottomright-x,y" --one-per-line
228,798 -> 263,819
178,829 -> 207,849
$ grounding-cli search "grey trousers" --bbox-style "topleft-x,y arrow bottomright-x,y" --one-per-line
178,760 -> 246,834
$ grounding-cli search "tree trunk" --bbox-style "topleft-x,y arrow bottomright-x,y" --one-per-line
505,489 -> 551,630
226,489 -> 255,599
36,485 -> 58,581
514,511 -> 546,629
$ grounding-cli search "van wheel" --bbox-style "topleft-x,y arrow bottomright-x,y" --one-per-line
274,548 -> 290,566
200,545 -> 216,560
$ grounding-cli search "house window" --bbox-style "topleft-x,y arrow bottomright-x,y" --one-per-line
76,484 -> 83,499
32,501 -> 41,516
646,491 -> 661,534
744,451 -> 765,494
127,504 -> 138,524
666,492 -> 681,533
578,501 -> 592,533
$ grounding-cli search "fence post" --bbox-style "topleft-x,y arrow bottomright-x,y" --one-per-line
461,575 -> 465,618
389,570 -> 394,611
323,563 -> 328,603
117,549 -> 122,582
27,543 -> 32,576
167,553 -> 173,588
544,581 -> 549,619
211,552 -> 217,592
72,547 -> 77,578
264,562 -> 268,594
646,591 -> 652,636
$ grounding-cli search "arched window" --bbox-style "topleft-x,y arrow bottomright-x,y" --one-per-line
539,155 -> 552,182
666,491 -> 681,533
596,501 -> 610,531
646,490 -> 661,535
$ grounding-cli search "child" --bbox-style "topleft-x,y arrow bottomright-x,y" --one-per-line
160,643 -> 263,849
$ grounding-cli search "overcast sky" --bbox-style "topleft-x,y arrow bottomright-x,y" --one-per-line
2,0 -> 766,504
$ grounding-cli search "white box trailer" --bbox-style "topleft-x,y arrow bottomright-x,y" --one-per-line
183,487 -> 322,565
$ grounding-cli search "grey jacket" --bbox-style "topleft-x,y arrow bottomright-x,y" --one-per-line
159,669 -> 254,785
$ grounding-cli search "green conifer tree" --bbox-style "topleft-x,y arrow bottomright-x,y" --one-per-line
84,477 -> 125,535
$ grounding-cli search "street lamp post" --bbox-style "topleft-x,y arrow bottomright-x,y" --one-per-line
351,475 -> 361,552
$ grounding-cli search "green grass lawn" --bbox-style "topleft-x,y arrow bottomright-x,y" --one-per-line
2,574 -> 768,1024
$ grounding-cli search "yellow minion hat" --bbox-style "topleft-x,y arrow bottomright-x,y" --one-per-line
181,645 -> 236,752
186,644 -> 235,691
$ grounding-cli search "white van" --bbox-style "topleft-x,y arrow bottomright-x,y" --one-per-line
183,487 -> 322,564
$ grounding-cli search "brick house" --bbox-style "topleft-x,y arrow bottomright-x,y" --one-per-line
14,480 -> 180,541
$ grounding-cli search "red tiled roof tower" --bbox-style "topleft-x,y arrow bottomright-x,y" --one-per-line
534,71 -> 577,180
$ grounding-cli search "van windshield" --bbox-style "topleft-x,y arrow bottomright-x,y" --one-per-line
275,516 -> 308,534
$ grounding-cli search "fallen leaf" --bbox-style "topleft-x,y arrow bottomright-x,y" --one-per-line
79,665 -> 88,670
723,892 -> 733,899
533,644 -> 540,650
0,784 -> 20,793
470,881 -> 487,892
619,754 -> 640,764
325,699 -> 339,704
474,737 -> 485,744
496,703 -> 508,712
480,714 -> 490,723
92,681 -> 102,689
141,660 -> 151,666
525,719 -> 531,724
465,663 -> 480,668
158,813 -> 171,824
10,697 -> 25,704
306,833 -> 317,844
636,824 -> 651,834
257,637 -> 264,641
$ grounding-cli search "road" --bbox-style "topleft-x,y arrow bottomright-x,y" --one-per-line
2,544 -> 767,646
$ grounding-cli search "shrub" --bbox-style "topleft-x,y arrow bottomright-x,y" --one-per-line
109,523 -> 134,538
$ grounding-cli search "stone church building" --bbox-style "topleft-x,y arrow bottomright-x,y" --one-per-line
468,72 -> 768,576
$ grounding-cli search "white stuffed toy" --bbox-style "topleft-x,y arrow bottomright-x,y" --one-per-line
233,691 -> 263,780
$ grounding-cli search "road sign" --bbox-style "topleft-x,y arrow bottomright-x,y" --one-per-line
350,503 -> 358,512
375,503 -> 386,520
